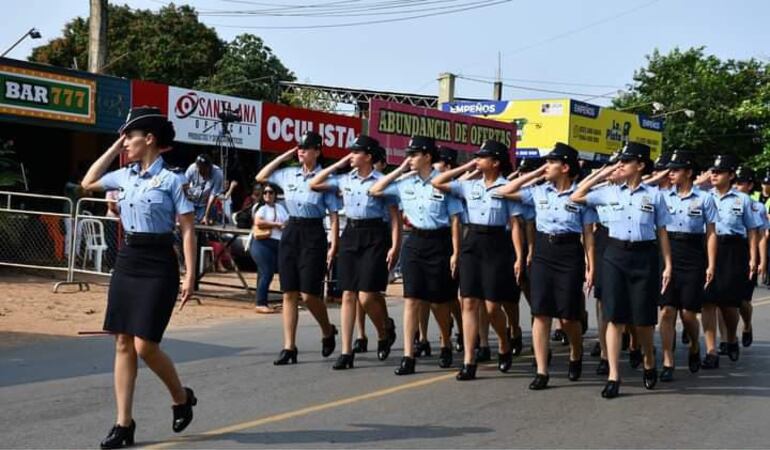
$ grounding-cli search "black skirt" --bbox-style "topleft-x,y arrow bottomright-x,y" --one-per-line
601,239 -> 659,326
593,224 -> 609,300
660,235 -> 706,312
705,236 -> 749,308
529,233 -> 585,320
459,226 -> 516,303
104,237 -> 179,343
279,219 -> 328,297
401,229 -> 453,303
338,221 -> 389,292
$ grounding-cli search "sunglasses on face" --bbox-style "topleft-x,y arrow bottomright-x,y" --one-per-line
263,191 -> 275,195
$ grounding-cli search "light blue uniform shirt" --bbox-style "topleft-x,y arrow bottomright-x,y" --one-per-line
99,157 -> 194,233
752,200 -> 770,231
519,182 -> 598,234
382,170 -> 464,229
663,188 -> 718,234
595,204 -> 612,227
710,188 -> 761,237
267,165 -> 340,218
326,169 -> 394,220
449,177 -> 519,227
585,182 -> 671,242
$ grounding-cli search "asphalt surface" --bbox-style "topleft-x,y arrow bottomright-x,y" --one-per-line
3,289 -> 770,449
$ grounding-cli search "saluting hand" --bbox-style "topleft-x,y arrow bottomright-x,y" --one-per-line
178,274 -> 194,311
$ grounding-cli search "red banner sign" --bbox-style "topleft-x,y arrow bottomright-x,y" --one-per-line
260,102 -> 361,159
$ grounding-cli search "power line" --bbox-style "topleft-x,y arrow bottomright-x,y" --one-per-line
201,0 -> 474,18
457,75 -> 618,99
459,73 -> 624,89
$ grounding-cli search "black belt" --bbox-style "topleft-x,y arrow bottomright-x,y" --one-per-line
718,234 -> 747,244
124,232 -> 174,247
288,217 -> 323,226
467,224 -> 506,234
608,237 -> 656,250
596,224 -> 608,232
536,231 -> 581,244
668,232 -> 705,242
410,227 -> 450,238
346,218 -> 385,229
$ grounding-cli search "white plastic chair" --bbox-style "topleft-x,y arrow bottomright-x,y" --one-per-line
79,218 -> 108,272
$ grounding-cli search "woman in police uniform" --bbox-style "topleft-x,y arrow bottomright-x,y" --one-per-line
255,131 -> 340,365
499,143 -> 596,389
659,150 -> 718,380
370,136 -> 463,374
571,142 -> 673,398
701,155 -> 760,368
433,139 -> 518,380
310,135 -> 400,370
81,107 -> 198,448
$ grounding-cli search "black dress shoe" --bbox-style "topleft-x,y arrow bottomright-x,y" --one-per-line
394,356 -> 416,375
498,351 -> 513,373
702,353 -> 720,370
321,325 -> 337,357
718,342 -> 728,355
439,347 -> 453,368
415,340 -> 432,357
456,363 -> 477,381
332,353 -> 355,370
273,348 -> 298,365
529,373 -> 550,390
596,358 -> 609,375
100,420 -> 135,449
727,342 -> 740,362
601,380 -> 621,399
629,349 -> 643,369
621,332 -> 630,351
568,359 -> 583,381
660,366 -> 674,382
172,387 -> 197,433
643,368 -> 658,390
681,330 -> 690,345
590,341 -> 602,358
353,337 -> 368,353
475,346 -> 491,362
551,329 -> 565,342
377,319 -> 397,360
454,332 -> 464,352
742,330 -> 753,347
688,350 -> 701,373
511,333 -> 523,357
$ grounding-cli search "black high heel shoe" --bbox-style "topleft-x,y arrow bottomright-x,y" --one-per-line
498,351 -> 513,373
456,363 -> 477,381
353,337 -> 368,353
415,340 -> 432,357
273,348 -> 298,365
643,368 -> 658,390
100,420 -> 135,449
321,325 -> 337,357
568,359 -> 583,381
601,379 -> 621,399
172,387 -> 197,433
438,347 -> 453,368
529,373 -> 549,390
511,333 -> 523,357
377,318 -> 397,361
454,332 -> 464,352
727,342 -> 740,362
475,346 -> 491,362
394,356 -> 416,375
332,353 -> 355,370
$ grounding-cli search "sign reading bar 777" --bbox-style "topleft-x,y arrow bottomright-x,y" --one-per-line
0,65 -> 96,125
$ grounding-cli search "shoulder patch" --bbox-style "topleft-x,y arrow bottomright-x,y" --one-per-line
163,163 -> 183,173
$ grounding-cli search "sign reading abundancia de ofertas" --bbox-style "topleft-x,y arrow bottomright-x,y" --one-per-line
0,65 -> 96,124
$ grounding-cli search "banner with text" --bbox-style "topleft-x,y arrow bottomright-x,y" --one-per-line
369,99 -> 516,164
260,102 -> 361,159
168,86 -> 262,150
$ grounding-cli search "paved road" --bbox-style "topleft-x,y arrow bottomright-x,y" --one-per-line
3,289 -> 770,449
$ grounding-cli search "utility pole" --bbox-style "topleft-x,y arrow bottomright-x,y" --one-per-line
493,51 -> 503,101
437,72 -> 456,107
88,0 -> 107,73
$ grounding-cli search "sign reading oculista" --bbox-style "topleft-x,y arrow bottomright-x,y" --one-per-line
168,86 -> 262,150
260,102 -> 361,159
369,99 -> 516,164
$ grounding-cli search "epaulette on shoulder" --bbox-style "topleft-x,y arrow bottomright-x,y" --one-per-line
163,163 -> 183,173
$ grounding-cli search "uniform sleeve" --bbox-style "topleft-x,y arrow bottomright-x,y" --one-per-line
323,190 -> 341,213
507,200 -> 523,217
184,164 -> 195,182
518,185 -> 535,206
655,191 -> 672,227
325,174 -> 341,192
172,173 -> 195,216
97,168 -> 126,191
266,167 -> 286,190
585,185 -> 609,207
381,181 -> 401,198
582,205 -> 599,225
703,194 -> 719,224
210,169 -> 224,197
744,196 -> 762,230
447,195 -> 464,217
448,180 -> 466,199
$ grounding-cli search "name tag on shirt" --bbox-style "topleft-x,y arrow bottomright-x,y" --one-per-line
564,203 -> 580,213
688,208 -> 702,217
286,183 -> 298,191
431,189 -> 445,201
640,204 -> 654,213
732,205 -> 743,215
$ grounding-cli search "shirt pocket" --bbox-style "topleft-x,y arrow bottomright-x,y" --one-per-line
144,189 -> 167,212
428,198 -> 444,216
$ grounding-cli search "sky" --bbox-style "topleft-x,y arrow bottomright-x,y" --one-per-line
3,0 -> 769,107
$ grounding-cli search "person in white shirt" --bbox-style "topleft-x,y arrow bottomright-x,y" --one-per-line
250,185 -> 289,313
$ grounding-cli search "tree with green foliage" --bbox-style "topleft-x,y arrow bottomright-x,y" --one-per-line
194,34 -> 295,103
613,47 -> 769,165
